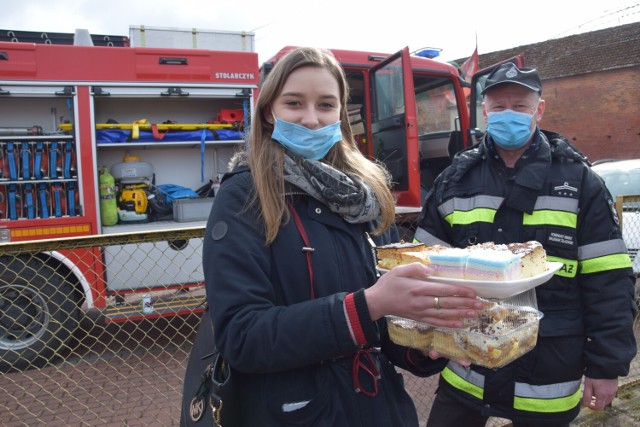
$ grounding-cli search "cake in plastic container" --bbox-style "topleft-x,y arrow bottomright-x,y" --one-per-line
386,296 -> 543,368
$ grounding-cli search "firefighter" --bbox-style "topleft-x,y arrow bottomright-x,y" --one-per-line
416,62 -> 637,426
202,47 -> 483,427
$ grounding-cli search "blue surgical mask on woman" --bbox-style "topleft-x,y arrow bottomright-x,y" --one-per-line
486,110 -> 534,150
271,118 -> 342,160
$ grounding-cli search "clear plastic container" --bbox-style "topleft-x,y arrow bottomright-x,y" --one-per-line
387,296 -> 543,368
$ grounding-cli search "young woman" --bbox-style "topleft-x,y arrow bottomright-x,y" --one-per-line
203,46 -> 482,427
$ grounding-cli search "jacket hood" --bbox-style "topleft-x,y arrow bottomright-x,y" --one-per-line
228,150 -> 248,170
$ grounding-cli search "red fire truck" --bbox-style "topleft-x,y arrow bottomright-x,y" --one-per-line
0,32 -> 259,370
0,30 -> 521,371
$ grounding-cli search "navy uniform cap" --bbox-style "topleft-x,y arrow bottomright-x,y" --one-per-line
481,62 -> 542,95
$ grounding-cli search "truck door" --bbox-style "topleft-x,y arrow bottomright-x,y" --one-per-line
369,48 -> 421,209
469,54 -> 525,142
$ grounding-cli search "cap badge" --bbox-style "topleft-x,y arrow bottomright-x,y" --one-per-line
506,66 -> 518,78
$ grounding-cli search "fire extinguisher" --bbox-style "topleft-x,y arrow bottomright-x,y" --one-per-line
99,166 -> 118,226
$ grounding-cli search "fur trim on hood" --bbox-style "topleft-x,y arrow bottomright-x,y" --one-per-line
228,150 -> 248,171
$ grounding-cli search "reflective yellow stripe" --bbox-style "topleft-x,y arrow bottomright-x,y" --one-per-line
11,224 -> 91,238
580,253 -> 632,274
441,366 -> 483,400
523,210 -> 577,228
547,255 -> 578,278
444,364 -> 581,413
445,208 -> 496,226
514,387 -> 581,412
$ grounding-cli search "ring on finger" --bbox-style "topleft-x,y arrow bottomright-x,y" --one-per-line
434,297 -> 441,310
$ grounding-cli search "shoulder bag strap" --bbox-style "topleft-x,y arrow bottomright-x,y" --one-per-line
287,201 -> 315,300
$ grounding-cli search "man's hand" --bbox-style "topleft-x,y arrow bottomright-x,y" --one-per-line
425,350 -> 471,368
582,377 -> 618,411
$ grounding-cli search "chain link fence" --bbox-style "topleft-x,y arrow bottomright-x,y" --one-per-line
0,228 -> 206,426
0,204 -> 639,426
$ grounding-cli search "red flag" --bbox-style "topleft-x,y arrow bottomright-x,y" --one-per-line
460,46 -> 479,82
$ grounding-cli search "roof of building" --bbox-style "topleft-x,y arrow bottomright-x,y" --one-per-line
460,21 -> 640,80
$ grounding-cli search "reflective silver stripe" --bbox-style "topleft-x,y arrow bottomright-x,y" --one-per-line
449,361 -> 581,400
534,196 -> 579,213
438,195 -> 504,217
447,361 -> 485,388
437,195 -> 577,219
514,379 -> 582,398
578,238 -> 629,260
414,227 -> 451,247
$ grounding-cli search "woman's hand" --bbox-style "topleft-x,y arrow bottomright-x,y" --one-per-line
365,263 -> 483,328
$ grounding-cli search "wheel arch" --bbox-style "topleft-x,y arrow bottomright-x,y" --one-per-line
38,251 -> 94,309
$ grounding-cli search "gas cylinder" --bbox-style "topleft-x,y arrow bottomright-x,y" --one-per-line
99,166 -> 118,226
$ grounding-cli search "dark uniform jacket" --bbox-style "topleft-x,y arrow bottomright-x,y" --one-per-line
416,129 -> 637,424
203,165 -> 444,427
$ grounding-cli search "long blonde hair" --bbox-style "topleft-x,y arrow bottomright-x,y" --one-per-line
248,47 -> 396,244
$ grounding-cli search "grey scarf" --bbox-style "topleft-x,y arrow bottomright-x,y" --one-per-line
283,154 -> 380,224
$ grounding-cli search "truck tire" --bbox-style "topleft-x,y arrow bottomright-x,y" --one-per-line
0,255 -> 79,372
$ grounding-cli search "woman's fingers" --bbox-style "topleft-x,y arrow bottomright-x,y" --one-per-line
427,295 -> 483,310
371,262 -> 483,322
389,263 -> 478,299
416,313 -> 472,328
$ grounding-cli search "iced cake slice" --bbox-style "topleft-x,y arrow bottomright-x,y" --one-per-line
376,242 -> 426,269
399,250 -> 431,266
377,240 -> 547,281
464,246 -> 521,280
426,247 -> 470,279
462,241 -> 547,280
507,241 -> 547,278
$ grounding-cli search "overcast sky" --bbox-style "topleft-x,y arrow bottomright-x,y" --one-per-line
2,0 -> 639,64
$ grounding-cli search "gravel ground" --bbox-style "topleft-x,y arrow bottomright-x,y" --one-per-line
571,381 -> 640,427
570,317 -> 640,427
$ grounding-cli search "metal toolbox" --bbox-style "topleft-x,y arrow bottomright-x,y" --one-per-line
172,197 -> 214,222
103,238 -> 203,290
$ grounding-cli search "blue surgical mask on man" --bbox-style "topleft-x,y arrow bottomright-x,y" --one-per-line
486,110 -> 534,150
271,118 -> 342,160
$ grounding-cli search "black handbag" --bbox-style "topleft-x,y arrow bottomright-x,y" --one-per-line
180,304 -> 230,427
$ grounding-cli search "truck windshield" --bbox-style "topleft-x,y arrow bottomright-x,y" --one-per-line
414,78 -> 458,135
414,77 -> 461,169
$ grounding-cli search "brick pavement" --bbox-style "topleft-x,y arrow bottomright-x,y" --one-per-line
1,314 -> 637,426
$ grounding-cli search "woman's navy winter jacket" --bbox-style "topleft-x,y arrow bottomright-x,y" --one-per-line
203,166 -> 443,427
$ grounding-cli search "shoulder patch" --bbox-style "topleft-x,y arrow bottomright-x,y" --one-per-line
211,221 -> 228,241
551,180 -> 579,198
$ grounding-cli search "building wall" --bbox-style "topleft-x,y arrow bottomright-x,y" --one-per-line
540,66 -> 640,162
